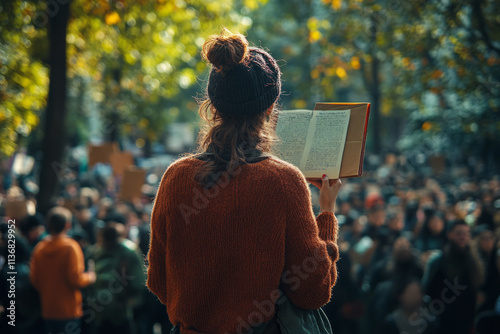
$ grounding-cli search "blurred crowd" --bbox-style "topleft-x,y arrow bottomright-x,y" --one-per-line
322,153 -> 500,334
0,152 -> 499,334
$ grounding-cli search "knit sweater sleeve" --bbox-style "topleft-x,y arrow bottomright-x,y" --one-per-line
280,167 -> 340,310
146,169 -> 169,305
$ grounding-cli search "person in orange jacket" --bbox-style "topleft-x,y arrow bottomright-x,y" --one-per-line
30,206 -> 96,334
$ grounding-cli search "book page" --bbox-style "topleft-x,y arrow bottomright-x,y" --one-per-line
275,110 -> 313,168
301,109 -> 351,179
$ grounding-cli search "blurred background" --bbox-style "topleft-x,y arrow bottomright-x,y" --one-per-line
0,1 -> 500,334
0,0 -> 499,212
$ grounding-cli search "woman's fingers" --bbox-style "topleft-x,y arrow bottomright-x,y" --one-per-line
330,178 -> 342,190
307,177 -> 342,190
306,178 -> 323,189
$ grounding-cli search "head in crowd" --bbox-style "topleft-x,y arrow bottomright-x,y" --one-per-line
75,204 -> 92,225
427,210 -> 446,236
447,220 -> 471,249
195,28 -> 281,187
386,209 -> 404,232
392,237 -> 413,263
46,206 -> 72,235
20,213 -> 46,243
393,278 -> 423,314
474,225 -> 496,255
99,221 -> 122,249
97,197 -> 114,220
443,220 -> 485,289
367,205 -> 386,227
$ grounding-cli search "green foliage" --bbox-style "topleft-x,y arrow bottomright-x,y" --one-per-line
246,0 -> 318,109
66,0 -> 257,145
311,0 -> 500,157
249,0 -> 499,158
1,0 -> 498,161
0,0 -> 48,157
1,0 -> 262,155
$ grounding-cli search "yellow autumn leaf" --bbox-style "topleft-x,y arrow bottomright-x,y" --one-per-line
331,0 -> 342,10
311,69 -> 320,79
138,118 -> 149,129
125,52 -> 137,65
21,98 -> 32,109
25,113 -> 39,126
294,99 -> 307,109
351,56 -> 361,70
13,116 -> 22,128
309,30 -> 321,42
102,40 -> 114,53
336,67 -> 347,80
381,99 -> 392,116
105,12 -> 121,25
307,17 -> 319,30
244,0 -> 259,10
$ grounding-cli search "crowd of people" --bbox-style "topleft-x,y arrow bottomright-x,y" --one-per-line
0,151 -> 499,334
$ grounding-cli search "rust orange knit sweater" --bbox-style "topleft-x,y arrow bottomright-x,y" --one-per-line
146,156 -> 339,334
30,235 -> 92,319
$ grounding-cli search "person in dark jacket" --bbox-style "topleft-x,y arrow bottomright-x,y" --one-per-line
422,220 -> 484,334
0,222 -> 44,334
382,279 -> 438,334
19,213 -> 47,252
474,225 -> 500,312
86,221 -> 145,334
414,210 -> 447,253
74,204 -> 101,245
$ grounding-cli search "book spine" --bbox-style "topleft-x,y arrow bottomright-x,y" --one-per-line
358,104 -> 371,176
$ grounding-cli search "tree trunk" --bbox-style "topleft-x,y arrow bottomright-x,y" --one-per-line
36,0 -> 70,215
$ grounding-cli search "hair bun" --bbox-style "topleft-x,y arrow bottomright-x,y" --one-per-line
202,28 -> 249,73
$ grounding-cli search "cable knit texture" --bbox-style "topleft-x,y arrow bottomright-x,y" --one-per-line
146,156 -> 339,334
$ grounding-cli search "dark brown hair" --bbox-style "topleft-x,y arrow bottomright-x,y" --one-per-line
194,29 -> 279,187
201,28 -> 250,73
46,207 -> 71,234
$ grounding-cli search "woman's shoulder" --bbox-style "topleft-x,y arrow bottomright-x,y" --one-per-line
262,156 -> 308,185
158,154 -> 307,188
265,155 -> 301,173
160,155 -> 202,175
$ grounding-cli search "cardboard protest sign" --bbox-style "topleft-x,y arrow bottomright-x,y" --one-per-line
88,142 -> 119,168
119,167 -> 146,201
5,199 -> 28,220
109,152 -> 134,176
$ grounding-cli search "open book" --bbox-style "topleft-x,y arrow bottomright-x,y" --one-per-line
275,102 -> 370,179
